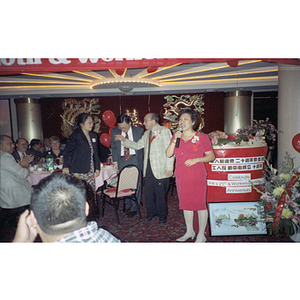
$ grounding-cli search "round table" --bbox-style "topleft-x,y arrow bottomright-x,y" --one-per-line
27,171 -> 52,186
95,165 -> 117,190
27,165 -> 117,189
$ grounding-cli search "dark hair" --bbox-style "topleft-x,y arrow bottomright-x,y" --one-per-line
31,173 -> 87,235
30,139 -> 42,148
178,108 -> 199,131
149,113 -> 160,124
116,114 -> 130,124
15,138 -> 28,145
49,136 -> 60,144
74,113 -> 92,131
0,134 -> 11,144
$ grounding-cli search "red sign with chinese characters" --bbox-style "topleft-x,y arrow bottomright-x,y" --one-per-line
205,146 -> 268,202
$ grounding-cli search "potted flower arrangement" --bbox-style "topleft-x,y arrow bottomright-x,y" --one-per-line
208,130 -> 241,146
236,118 -> 279,146
209,118 -> 279,147
251,153 -> 300,236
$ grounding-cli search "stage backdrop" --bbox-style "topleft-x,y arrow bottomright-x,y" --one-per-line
40,92 -> 225,139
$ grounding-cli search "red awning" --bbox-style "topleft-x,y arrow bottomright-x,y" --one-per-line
0,58 -> 299,76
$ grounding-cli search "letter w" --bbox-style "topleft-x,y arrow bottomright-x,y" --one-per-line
78,58 -> 100,63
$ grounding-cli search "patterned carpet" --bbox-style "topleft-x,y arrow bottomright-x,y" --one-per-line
0,187 -> 293,243
94,187 -> 293,243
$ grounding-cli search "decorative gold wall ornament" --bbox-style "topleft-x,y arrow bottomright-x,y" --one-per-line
124,108 -> 143,127
162,94 -> 205,131
61,98 -> 101,138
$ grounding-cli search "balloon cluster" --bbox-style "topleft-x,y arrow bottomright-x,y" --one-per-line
100,110 -> 116,148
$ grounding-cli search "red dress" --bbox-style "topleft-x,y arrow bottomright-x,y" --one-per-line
172,132 -> 213,211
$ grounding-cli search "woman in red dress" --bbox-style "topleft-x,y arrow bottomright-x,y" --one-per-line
166,108 -> 215,242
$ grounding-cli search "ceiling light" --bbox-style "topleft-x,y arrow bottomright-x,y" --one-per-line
118,85 -> 133,92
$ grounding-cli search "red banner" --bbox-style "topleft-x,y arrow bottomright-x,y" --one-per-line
0,58 -> 299,76
205,146 -> 268,203
0,58 -> 218,76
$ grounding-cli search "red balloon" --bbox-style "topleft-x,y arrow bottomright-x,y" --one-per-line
115,68 -> 125,76
227,60 -> 239,67
147,66 -> 158,73
102,110 -> 116,127
292,133 -> 300,153
100,133 -> 111,148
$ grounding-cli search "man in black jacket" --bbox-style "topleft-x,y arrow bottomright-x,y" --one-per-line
111,114 -> 144,218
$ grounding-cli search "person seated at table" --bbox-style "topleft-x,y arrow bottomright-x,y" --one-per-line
39,145 -> 44,153
11,138 -> 34,168
0,135 -> 32,237
12,173 -> 120,243
43,138 -> 51,152
43,136 -> 64,160
27,138 -> 45,165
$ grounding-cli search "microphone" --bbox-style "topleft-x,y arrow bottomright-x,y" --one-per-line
175,127 -> 183,148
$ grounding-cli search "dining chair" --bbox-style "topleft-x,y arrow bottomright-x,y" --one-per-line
99,164 -> 142,224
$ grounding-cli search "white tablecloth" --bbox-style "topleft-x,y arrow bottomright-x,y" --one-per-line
95,165 -> 117,190
27,171 -> 52,185
27,166 -> 117,189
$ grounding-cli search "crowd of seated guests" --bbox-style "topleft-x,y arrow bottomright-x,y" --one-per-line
0,132 -> 115,243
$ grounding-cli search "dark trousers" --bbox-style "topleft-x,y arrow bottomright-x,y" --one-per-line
144,160 -> 169,221
0,205 -> 29,237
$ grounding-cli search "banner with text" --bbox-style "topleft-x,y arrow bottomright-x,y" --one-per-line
0,58 -> 224,76
1,58 -> 299,76
205,146 -> 268,203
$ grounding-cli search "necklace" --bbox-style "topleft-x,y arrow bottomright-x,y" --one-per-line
182,131 -> 195,142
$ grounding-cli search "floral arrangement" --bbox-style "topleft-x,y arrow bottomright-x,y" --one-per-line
236,118 -> 279,145
191,135 -> 199,144
150,130 -> 160,143
209,131 -> 230,145
208,118 -> 279,146
251,153 -> 300,236
191,135 -> 200,151
154,130 -> 160,138
208,130 -> 242,146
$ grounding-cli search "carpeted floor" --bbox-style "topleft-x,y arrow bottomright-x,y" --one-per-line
95,187 -> 293,243
0,187 -> 293,243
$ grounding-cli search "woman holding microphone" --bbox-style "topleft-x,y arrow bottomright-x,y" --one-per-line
166,108 -> 215,242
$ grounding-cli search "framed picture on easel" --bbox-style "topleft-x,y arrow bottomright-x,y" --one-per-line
208,202 -> 267,236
